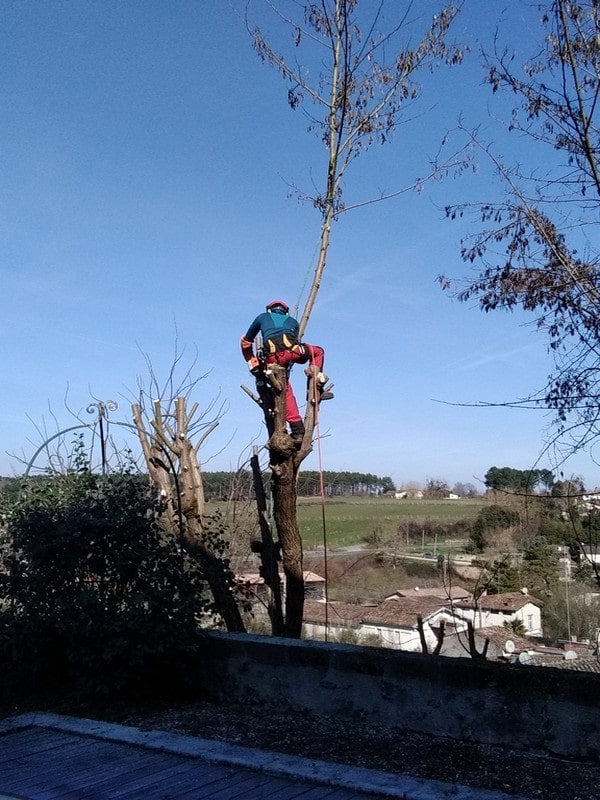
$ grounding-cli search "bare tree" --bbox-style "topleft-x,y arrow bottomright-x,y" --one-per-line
442,1 -> 600,463
244,0 -> 467,637
132,350 -> 246,633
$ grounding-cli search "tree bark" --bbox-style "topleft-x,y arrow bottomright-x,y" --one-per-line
265,364 -> 306,638
132,398 -> 245,633
250,450 -> 284,636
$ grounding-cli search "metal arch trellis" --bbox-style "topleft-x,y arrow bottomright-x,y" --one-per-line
86,400 -> 118,474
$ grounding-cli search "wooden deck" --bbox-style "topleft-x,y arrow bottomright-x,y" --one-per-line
0,718 -> 396,800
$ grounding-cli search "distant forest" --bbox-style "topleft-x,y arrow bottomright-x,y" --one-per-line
0,471 -> 395,501
203,471 -> 395,500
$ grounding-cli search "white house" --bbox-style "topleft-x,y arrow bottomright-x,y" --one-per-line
454,591 -> 543,636
303,600 -> 371,642
580,545 -> 600,566
304,593 -> 471,652
303,588 -> 543,651
358,597 -> 469,651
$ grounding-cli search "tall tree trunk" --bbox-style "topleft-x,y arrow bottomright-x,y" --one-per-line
250,450 -> 284,636
270,441 -> 304,638
247,363 -> 324,637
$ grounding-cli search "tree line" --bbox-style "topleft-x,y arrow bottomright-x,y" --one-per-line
175,471 -> 395,500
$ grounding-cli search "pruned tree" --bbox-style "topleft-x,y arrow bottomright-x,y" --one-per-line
132,352 -> 246,633
245,0 -> 467,638
441,0 -> 600,464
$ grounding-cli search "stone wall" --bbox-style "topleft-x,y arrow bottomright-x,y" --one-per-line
200,632 -> 600,759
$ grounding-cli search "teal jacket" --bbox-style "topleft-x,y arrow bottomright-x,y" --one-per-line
244,309 -> 300,347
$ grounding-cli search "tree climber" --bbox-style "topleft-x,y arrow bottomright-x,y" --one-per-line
241,299 -> 333,442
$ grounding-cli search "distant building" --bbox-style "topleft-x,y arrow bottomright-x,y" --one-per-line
580,545 -> 600,566
454,591 -> 543,636
302,586 -> 544,651
394,489 -> 424,499
303,600 -> 370,642
237,571 -> 326,604
359,597 -> 468,651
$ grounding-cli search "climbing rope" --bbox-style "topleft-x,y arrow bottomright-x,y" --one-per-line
311,370 -> 330,641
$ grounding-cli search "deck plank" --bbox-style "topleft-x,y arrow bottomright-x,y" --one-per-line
0,723 -> 391,800
33,749 -> 178,798
100,760 -> 230,799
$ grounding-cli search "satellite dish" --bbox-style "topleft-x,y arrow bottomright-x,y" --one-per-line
564,650 -> 578,660
504,639 -> 515,654
518,651 -> 531,664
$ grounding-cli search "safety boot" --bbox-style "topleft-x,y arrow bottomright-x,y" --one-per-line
289,421 -> 305,443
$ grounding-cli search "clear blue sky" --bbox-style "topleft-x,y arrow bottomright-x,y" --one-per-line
1,1 -> 596,488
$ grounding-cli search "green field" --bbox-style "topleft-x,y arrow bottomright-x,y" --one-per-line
297,496 -> 487,550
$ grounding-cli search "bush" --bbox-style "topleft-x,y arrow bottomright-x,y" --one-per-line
468,505 -> 520,553
0,469 -> 214,705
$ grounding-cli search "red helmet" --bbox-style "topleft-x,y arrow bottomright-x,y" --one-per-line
266,299 -> 289,313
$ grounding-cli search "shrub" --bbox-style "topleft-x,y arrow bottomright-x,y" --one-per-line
468,505 -> 520,553
0,469 -> 214,705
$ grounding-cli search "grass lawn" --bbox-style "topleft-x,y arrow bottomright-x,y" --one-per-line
297,496 -> 486,550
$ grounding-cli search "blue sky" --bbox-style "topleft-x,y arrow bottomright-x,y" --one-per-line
2,1 -> 597,489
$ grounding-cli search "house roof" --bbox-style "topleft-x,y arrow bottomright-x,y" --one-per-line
236,571 -> 325,586
304,596 -> 458,630
533,655 -> 600,673
303,600 -> 371,627
473,626 -> 533,652
361,597 -> 453,629
456,592 -> 542,612
386,586 -> 472,601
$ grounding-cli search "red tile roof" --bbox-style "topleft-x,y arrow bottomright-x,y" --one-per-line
236,571 -> 325,586
473,626 -> 533,651
456,592 -> 542,612
387,586 -> 471,601
360,598 -> 452,628
303,600 -> 370,627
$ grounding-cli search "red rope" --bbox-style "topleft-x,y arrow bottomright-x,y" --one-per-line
311,368 -> 329,641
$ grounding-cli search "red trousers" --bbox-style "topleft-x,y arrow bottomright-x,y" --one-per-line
265,344 -> 324,423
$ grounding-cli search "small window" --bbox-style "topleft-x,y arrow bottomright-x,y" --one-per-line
527,614 -> 534,631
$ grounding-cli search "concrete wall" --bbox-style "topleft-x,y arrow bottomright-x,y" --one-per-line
201,632 -> 600,760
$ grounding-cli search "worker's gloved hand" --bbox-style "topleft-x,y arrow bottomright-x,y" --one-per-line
248,357 -> 261,374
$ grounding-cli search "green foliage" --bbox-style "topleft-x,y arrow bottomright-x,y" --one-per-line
522,537 -> 560,596
537,517 -> 573,545
503,619 -> 528,637
200,470 -> 395,500
486,557 -> 521,595
297,471 -> 395,496
0,467 -> 213,705
551,477 -> 586,497
468,505 -> 520,553
202,470 -> 254,501
543,584 -> 600,642
484,466 -> 555,494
